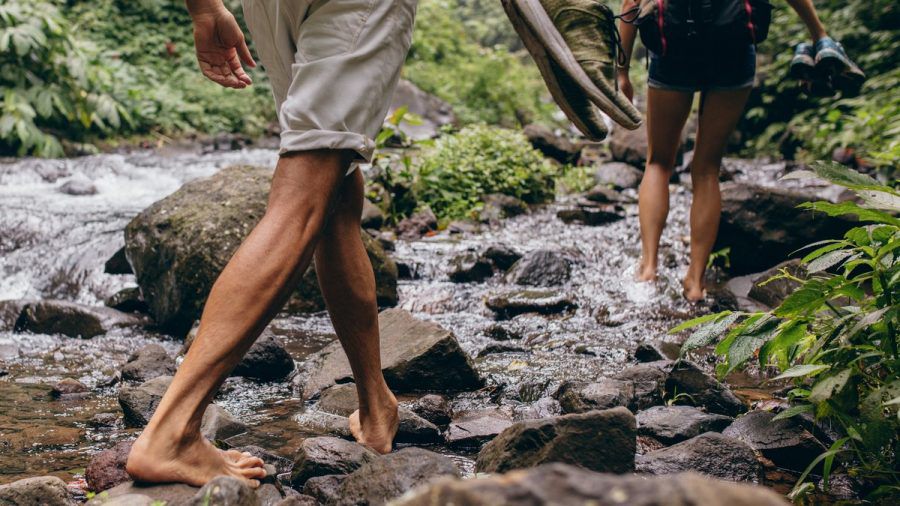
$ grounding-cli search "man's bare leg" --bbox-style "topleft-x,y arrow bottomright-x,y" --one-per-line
314,169 -> 399,454
126,150 -> 354,487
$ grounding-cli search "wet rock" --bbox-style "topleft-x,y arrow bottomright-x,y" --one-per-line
299,309 -> 481,397
554,379 -> 634,413
119,376 -> 246,439
89,412 -> 120,429
447,252 -> 493,283
396,208 -> 437,239
361,199 -> 385,230
478,194 -> 528,223
316,383 -> 360,417
506,250 -> 571,287
375,230 -> 396,251
614,361 -> 672,410
302,474 -> 345,505
394,465 -> 789,506
410,394 -> 452,427
290,437 -> 378,489
50,378 -> 89,398
446,410 -> 514,449
295,410 -> 352,439
104,247 -> 133,275
666,360 -> 746,416
232,445 -> 293,476
594,162 -> 643,190
185,476 -> 256,506
716,183 -> 856,274
609,125 -> 650,167
477,343 -> 525,357
89,482 -> 198,505
483,323 -> 521,341
636,406 -> 733,444
124,165 -> 398,335
485,290 -> 576,319
747,259 -> 806,308
334,447 -> 459,506
104,287 -> 148,314
120,344 -> 175,383
59,177 -> 98,196
0,299 -> 28,332
476,408 -> 636,474
256,483 -> 285,506
556,207 -> 624,226
481,245 -> 522,271
636,432 -> 761,483
388,79 -> 457,141
584,185 -> 628,204
446,220 -> 480,235
0,476 -> 72,506
633,342 -> 668,362
86,440 -> 133,493
722,410 -> 827,472
232,334 -> 295,381
523,124 -> 580,163
14,300 -> 144,338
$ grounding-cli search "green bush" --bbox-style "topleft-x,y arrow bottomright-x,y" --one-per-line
673,162 -> 899,500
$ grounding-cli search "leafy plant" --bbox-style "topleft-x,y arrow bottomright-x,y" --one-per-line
672,161 -> 899,499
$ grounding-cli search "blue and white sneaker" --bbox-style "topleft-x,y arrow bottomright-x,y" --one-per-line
789,42 -> 815,81
814,36 -> 865,95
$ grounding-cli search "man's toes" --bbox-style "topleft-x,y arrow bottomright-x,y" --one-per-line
237,456 -> 265,469
224,449 -> 245,461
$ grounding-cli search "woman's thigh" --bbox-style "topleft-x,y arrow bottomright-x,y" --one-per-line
646,88 -> 694,169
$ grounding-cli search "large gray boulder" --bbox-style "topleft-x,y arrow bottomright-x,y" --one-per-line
124,165 -> 398,335
0,476 -> 73,506
120,344 -> 175,383
393,465 -> 789,506
446,410 -> 514,449
182,326 -> 295,381
475,408 -> 636,474
723,410 -> 827,472
334,448 -> 459,506
298,309 -> 481,397
290,437 -> 378,489
506,250 -> 572,287
554,379 -> 635,414
715,183 -> 856,274
636,405 -> 733,444
12,300 -> 143,338
636,432 -> 761,483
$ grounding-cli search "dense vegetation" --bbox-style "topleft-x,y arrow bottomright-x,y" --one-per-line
675,162 -> 899,499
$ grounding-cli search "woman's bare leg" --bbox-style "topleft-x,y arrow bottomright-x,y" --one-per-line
683,88 -> 752,301
126,150 -> 355,487
637,87 -> 693,281
314,169 -> 399,454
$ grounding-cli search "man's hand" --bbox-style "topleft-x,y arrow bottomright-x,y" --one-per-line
616,69 -> 634,103
191,7 -> 256,89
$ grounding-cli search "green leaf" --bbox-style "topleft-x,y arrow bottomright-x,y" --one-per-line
858,189 -> 900,212
772,403 -> 813,421
773,364 -> 830,380
669,311 -> 731,334
808,369 -> 853,403
775,279 -> 829,317
800,200 -> 900,227
681,312 -> 742,353
806,249 -> 855,273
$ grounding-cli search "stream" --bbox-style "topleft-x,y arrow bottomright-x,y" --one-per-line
1,145 -> 781,493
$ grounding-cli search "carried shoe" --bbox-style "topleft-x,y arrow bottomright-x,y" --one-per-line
503,0 -> 610,140
503,0 -> 643,131
814,36 -> 865,95
789,42 -> 815,81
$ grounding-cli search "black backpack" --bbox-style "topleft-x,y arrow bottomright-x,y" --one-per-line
635,0 -> 774,59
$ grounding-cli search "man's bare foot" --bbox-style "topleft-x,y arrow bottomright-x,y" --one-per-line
348,393 -> 399,454
682,277 -> 706,303
126,430 -> 267,488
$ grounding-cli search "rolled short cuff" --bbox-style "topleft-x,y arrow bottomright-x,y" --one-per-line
279,129 -> 376,162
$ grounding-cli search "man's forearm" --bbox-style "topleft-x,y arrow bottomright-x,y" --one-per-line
784,0 -> 828,41
186,0 -> 227,18
618,0 -> 639,70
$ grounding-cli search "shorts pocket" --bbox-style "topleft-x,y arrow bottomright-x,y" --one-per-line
297,0 -> 377,62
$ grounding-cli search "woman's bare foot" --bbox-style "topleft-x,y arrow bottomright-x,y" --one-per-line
682,277 -> 706,303
126,430 -> 267,488
636,259 -> 658,282
348,391 -> 399,454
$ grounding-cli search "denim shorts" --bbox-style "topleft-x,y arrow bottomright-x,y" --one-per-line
648,44 -> 757,92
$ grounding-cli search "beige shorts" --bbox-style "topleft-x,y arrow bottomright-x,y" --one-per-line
242,0 -> 418,162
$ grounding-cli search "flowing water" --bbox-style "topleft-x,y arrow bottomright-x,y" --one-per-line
0,146 -> 794,492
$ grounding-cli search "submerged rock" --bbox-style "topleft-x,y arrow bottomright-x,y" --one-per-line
59,178 -> 98,196
0,476 -> 72,506
666,360 -> 746,416
104,287 -> 148,314
554,379 -> 634,413
50,378 -> 89,398
506,250 -> 571,287
556,207 -> 624,226
446,410 -> 514,449
722,410 -> 827,472
124,165 -> 398,335
182,327 -> 294,381
14,300 -> 143,338
295,410 -> 352,439
480,244 -> 522,271
475,408 -> 636,474
393,465 -> 789,506
485,290 -> 576,319
448,252 -> 494,283
299,309 -> 481,397
86,440 -> 133,493
636,432 -> 761,483
716,183 -> 856,274
410,394 -> 452,427
334,448 -> 459,506
290,437 -> 378,489
594,162 -> 643,190
120,344 -> 175,383
636,405 -> 733,444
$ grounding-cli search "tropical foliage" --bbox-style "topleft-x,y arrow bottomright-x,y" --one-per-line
672,162 -> 900,499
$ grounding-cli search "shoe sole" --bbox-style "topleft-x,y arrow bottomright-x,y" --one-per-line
502,0 -> 609,140
815,48 -> 865,96
789,56 -> 814,81
508,0 -> 642,130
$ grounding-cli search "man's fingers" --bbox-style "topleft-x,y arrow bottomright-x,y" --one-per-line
200,61 -> 245,89
227,53 -> 253,86
238,40 -> 256,68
